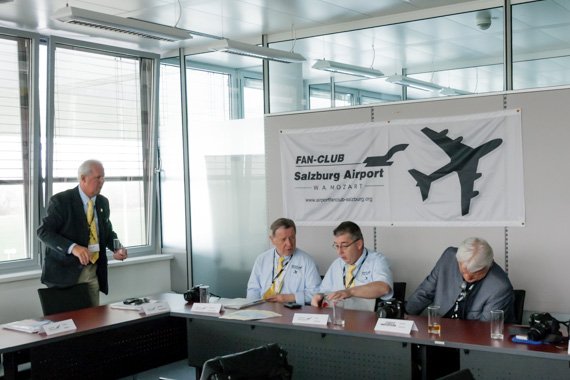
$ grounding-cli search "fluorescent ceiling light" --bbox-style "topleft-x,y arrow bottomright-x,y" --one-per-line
53,6 -> 192,42
312,59 -> 384,79
386,74 -> 470,96
208,39 -> 305,63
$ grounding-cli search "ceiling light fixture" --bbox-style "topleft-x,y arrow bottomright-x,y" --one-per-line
53,6 -> 192,42
312,59 -> 384,79
208,39 -> 306,63
386,74 -> 470,96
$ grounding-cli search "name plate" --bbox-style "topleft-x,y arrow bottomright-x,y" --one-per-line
374,318 -> 418,335
191,303 -> 222,314
141,301 -> 170,316
292,313 -> 329,326
43,319 -> 77,335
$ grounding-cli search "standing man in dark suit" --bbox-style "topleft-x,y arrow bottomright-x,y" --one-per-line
37,159 -> 127,306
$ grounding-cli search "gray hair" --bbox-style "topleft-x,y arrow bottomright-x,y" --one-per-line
456,237 -> 494,272
77,159 -> 103,181
270,218 -> 296,236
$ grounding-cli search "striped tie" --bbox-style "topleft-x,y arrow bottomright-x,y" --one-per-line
263,256 -> 285,299
345,264 -> 356,288
87,199 -> 99,264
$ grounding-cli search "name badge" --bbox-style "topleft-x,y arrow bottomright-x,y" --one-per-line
88,244 -> 99,253
374,318 -> 418,335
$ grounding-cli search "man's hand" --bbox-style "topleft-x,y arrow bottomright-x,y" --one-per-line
113,248 -> 128,261
311,293 -> 325,307
71,245 -> 91,265
326,289 -> 352,301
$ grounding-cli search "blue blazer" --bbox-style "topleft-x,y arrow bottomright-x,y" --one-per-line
406,247 -> 515,322
37,186 -> 117,294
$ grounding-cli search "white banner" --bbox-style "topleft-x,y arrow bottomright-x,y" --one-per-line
279,109 -> 525,226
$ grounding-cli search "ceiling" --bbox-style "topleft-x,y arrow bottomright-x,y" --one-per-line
1,0 -> 569,98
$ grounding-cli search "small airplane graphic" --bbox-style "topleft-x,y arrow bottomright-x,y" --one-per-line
363,144 -> 409,167
408,127 -> 502,216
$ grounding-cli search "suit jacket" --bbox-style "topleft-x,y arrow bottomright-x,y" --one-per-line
406,247 -> 515,322
37,186 -> 117,294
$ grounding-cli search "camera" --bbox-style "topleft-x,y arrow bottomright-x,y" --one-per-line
183,285 -> 202,303
376,298 -> 405,319
527,312 -> 562,342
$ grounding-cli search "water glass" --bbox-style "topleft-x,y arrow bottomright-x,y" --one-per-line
428,305 -> 441,334
490,310 -> 504,339
332,299 -> 345,326
199,285 -> 210,303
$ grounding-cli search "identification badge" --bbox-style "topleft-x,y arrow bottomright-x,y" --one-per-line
88,244 -> 99,252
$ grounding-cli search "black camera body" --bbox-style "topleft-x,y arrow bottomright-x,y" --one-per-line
376,298 -> 405,319
183,285 -> 202,303
527,312 -> 562,342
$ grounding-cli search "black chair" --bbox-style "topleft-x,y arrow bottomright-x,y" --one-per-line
37,283 -> 93,315
393,281 -> 406,302
437,368 -> 475,380
513,289 -> 526,324
199,343 -> 292,380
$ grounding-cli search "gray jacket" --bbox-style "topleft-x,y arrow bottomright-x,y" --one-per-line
406,247 -> 515,322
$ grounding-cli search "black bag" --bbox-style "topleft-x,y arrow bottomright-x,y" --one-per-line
200,343 -> 292,380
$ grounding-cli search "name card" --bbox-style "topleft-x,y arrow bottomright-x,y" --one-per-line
42,319 -> 77,335
141,301 -> 171,316
190,303 -> 222,314
292,313 -> 329,326
374,318 -> 418,335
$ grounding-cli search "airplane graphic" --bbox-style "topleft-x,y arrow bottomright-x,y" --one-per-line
408,127 -> 503,216
363,144 -> 409,167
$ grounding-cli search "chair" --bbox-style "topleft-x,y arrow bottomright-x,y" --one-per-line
513,289 -> 526,324
393,281 -> 407,303
37,283 -> 93,315
199,343 -> 292,380
437,368 -> 475,380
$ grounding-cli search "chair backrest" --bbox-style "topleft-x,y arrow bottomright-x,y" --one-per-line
199,343 -> 292,380
513,289 -> 526,324
437,368 -> 475,380
37,283 -> 93,316
393,282 -> 407,302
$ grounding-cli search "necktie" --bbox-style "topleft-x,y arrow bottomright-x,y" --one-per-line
87,199 -> 99,264
263,256 -> 285,299
345,264 -> 356,288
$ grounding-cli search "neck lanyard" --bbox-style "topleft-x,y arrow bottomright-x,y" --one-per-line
342,249 -> 368,289
271,250 -> 292,285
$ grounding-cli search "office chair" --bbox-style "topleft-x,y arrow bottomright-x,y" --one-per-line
37,283 -> 93,315
199,343 -> 292,380
513,289 -> 526,324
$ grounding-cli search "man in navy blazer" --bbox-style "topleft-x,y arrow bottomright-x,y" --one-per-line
406,237 -> 515,322
37,160 -> 127,305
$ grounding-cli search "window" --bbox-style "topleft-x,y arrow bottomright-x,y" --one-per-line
49,44 -> 157,251
0,35 -> 34,268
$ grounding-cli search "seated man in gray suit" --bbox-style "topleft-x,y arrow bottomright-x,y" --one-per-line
406,237 -> 515,322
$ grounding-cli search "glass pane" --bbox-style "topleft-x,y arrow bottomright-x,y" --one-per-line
0,37 -> 31,263
186,63 -> 267,297
270,7 -> 504,112
52,47 -> 152,247
513,0 -> 570,89
243,77 -> 264,118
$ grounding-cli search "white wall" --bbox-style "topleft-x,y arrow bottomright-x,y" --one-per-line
265,88 -> 570,319
0,256 -> 173,324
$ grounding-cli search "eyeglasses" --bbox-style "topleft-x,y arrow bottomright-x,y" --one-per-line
332,239 -> 359,250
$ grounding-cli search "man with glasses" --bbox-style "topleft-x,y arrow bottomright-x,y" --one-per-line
311,221 -> 393,307
247,218 -> 321,304
406,237 -> 514,322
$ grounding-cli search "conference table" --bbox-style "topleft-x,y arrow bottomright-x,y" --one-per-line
170,301 -> 570,380
0,293 -> 187,380
2,293 -> 569,379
